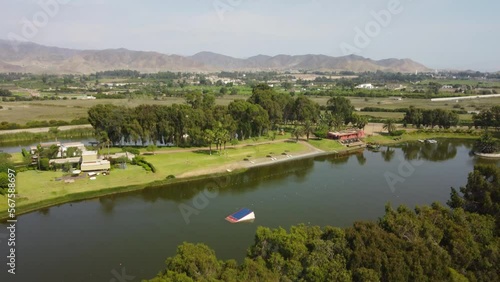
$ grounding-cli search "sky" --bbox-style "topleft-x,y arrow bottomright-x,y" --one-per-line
2,0 -> 500,71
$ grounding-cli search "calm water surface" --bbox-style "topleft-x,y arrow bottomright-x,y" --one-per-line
0,140 -> 498,281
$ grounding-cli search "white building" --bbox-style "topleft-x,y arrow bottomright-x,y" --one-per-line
355,83 -> 375,89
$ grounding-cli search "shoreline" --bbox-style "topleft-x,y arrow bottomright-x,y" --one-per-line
0,143 -> 363,221
474,152 -> 500,159
0,133 -> 485,221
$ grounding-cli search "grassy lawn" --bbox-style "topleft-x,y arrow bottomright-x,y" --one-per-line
145,141 -> 307,177
0,141 -> 309,218
365,131 -> 480,145
308,139 -> 345,152
9,152 -> 24,164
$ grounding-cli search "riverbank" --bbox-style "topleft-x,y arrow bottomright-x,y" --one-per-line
0,130 -> 485,221
1,140 -> 350,220
365,130 -> 482,145
474,152 -> 500,159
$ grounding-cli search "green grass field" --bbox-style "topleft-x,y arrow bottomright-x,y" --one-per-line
0,95 -> 250,124
365,131 -> 481,145
308,139 -> 345,152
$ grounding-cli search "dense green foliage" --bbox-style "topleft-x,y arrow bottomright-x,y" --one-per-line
147,165 -> 499,282
0,88 -> 13,96
0,152 -> 15,195
473,131 -> 500,154
87,85 -> 356,147
473,106 -> 500,130
403,106 -> 460,129
132,156 -> 156,173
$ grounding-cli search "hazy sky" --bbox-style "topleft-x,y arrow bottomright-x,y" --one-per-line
2,0 -> 499,71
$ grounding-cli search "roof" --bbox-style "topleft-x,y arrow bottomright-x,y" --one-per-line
49,157 -> 81,164
226,208 -> 253,222
39,142 -> 61,147
329,130 -> 362,136
61,142 -> 85,148
81,151 -> 98,156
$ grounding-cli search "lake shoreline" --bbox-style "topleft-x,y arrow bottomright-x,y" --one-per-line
0,143 -> 364,221
0,132 -> 483,221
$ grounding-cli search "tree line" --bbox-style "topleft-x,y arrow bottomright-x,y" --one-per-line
87,85 -> 359,148
403,106 -> 460,129
146,165 -> 499,282
473,105 -> 500,130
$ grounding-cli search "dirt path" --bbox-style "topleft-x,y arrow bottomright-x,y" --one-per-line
177,140 -> 324,178
151,139 -> 288,155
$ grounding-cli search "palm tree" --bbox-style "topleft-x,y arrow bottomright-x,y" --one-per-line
303,120 -> 315,141
383,119 -> 397,135
354,115 -> 369,130
292,127 -> 305,142
203,129 -> 215,155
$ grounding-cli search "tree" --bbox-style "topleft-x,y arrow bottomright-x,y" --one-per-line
292,126 -> 304,141
474,105 -> 500,130
146,145 -> 157,155
293,96 -> 320,123
0,89 -> 13,97
473,130 -> 499,154
352,114 -> 368,130
327,96 -> 355,125
303,121 -> 315,141
219,87 -> 228,95
281,82 -> 293,90
403,106 -> 423,128
204,129 -> 215,155
49,127 -> 60,139
448,165 -> 499,217
383,119 -> 397,134
228,100 -> 269,140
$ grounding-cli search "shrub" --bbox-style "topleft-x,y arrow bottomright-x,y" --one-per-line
132,156 -> 156,173
122,147 -> 141,155
390,130 -> 406,136
314,128 -> 329,139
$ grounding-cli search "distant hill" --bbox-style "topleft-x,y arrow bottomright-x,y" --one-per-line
0,40 -> 430,74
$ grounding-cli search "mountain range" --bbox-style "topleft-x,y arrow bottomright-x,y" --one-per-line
0,40 -> 430,74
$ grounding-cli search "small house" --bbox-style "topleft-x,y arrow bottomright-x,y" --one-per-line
80,151 -> 110,172
328,129 -> 365,141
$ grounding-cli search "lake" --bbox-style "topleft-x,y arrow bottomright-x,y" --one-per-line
0,140 -> 497,281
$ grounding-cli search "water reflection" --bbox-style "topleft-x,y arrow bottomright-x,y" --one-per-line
399,140 -> 469,162
355,152 -> 367,166
381,147 -> 396,162
41,139 -> 496,217
98,157 -> 316,210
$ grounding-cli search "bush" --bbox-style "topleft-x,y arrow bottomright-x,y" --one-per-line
390,130 -> 406,136
39,158 -> 50,170
132,156 -> 156,173
166,175 -> 176,179
122,147 -> 141,155
314,128 -> 329,139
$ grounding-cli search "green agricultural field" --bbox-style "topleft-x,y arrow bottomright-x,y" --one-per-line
420,79 -> 500,88
0,95 -> 250,124
345,97 -> 499,111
